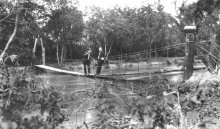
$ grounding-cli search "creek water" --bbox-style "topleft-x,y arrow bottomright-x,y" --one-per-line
36,62 -> 204,129
37,73 -> 97,128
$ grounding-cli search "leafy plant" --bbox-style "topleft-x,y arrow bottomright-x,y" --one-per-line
90,80 -> 180,129
0,55 -> 66,128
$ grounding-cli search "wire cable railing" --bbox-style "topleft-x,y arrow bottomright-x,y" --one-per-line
35,40 -> 220,78
37,41 -> 214,77
42,43 -> 186,64
108,43 -> 186,60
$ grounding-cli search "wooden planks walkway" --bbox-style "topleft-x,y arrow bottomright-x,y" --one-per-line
36,65 -> 84,76
35,65 -> 125,80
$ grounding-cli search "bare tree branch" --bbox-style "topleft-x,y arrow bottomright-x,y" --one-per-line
106,42 -> 113,58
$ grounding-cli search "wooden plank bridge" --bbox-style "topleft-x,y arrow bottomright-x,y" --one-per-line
35,65 -> 126,81
35,64 -> 206,82
36,65 -> 84,76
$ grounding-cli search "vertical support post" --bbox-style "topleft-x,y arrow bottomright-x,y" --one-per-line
183,33 -> 195,80
40,38 -> 45,65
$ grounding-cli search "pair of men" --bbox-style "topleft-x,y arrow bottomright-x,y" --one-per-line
82,47 -> 105,75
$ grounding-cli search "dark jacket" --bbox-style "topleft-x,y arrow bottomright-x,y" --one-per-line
83,51 -> 92,60
98,51 -> 105,60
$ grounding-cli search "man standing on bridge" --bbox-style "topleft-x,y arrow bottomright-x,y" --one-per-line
96,47 -> 105,75
82,48 -> 92,75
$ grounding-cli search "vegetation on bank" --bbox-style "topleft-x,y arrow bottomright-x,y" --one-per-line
0,62 -> 67,128
1,59 -> 220,129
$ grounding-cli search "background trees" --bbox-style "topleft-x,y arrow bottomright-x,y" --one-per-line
0,0 -> 51,65
0,0 -> 84,65
0,0 -> 219,65
45,6 -> 84,64
86,4 -> 181,60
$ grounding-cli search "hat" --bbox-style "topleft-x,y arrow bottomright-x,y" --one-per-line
99,47 -> 102,51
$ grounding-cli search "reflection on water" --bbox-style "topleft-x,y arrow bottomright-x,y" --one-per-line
37,74 -> 96,91
37,73 -> 97,129
100,62 -> 183,75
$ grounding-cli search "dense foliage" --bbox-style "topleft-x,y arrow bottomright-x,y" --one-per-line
0,56 -> 66,128
86,5 -> 183,59
0,0 -> 84,65
2,0 -> 220,65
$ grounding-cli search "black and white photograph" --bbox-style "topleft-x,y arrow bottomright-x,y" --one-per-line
1,0 -> 220,128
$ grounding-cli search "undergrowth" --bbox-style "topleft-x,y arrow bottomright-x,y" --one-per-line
83,74 -> 220,129
1,56 -> 220,129
0,62 -> 65,129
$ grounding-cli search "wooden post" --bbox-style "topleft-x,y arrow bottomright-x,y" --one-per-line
183,26 -> 197,80
183,33 -> 195,80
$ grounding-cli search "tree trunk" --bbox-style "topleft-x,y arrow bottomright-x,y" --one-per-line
71,45 -> 74,59
40,38 -> 45,65
56,42 -> 60,65
33,38 -> 38,55
63,45 -> 66,62
61,46 -> 64,64
148,34 -> 153,60
167,42 -> 169,58
0,14 -> 18,63
107,44 -> 112,58
149,43 -> 152,60
32,38 -> 38,66
68,44 -> 73,59
105,43 -> 107,57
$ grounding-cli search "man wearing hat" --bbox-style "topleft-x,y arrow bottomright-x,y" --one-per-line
96,47 -> 105,75
82,48 -> 92,75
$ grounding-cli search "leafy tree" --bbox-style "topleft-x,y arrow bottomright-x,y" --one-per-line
0,0 -> 83,65
0,1 -> 19,63
86,7 -> 127,58
195,0 -> 220,17
0,0 -> 49,65
85,4 -> 183,61
45,5 -> 84,64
